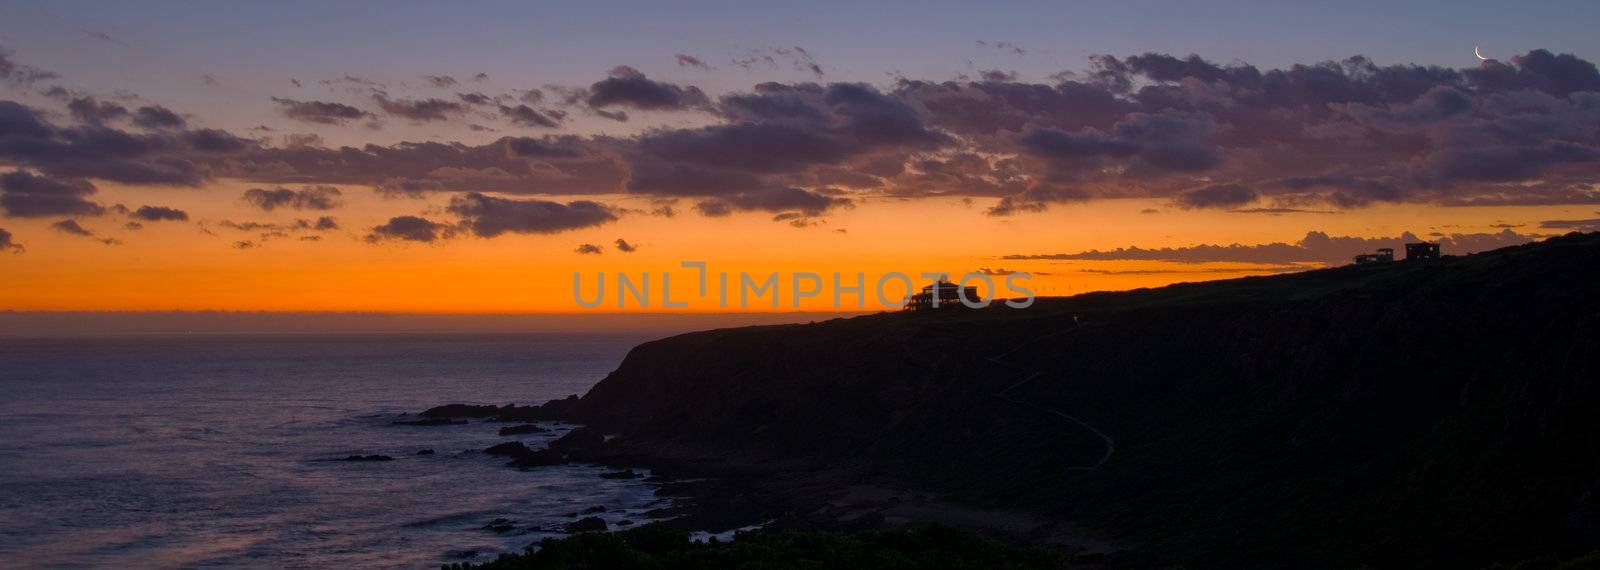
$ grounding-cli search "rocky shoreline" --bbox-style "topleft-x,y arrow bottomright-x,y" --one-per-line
410,401 -> 1124,564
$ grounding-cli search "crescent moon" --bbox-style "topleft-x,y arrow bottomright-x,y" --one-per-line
1474,46 -> 1489,61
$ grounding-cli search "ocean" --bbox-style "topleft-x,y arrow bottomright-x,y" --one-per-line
0,332 -> 665,568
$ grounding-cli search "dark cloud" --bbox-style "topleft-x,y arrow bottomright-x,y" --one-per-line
627,82 -> 946,203
130,205 -> 189,221
50,218 -> 93,235
50,218 -> 119,244
457,92 -> 494,106
0,47 -> 58,85
1005,229 -> 1536,266
185,129 -> 251,153
373,94 -> 466,121
986,185 -> 1089,216
132,106 -> 186,129
423,75 -> 458,88
638,123 -> 850,174
309,216 -> 339,230
585,66 -> 710,111
980,70 -> 1019,82
694,200 -> 733,217
720,187 -> 849,215
1174,183 -> 1258,209
0,169 -> 104,217
446,192 -> 617,237
688,187 -> 851,218
1020,111 -> 1222,177
977,40 -> 1026,55
1464,49 -> 1600,97
0,102 -> 211,185
216,216 -> 337,233
497,104 -> 565,128
574,243 -> 603,255
232,134 -> 626,197
730,46 -> 824,76
614,238 -> 637,252
977,267 -> 1050,276
1539,218 -> 1600,232
374,177 -> 445,198
1229,207 -> 1340,215
366,215 -> 449,243
67,97 -> 129,124
241,185 -> 342,211
5,48 -> 1600,218
0,226 -> 20,252
271,97 -> 374,125
675,54 -> 710,69
905,49 -> 1600,209
1262,175 -> 1403,208
281,133 -> 324,147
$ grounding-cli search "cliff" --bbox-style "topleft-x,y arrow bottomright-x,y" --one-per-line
543,232 -> 1600,568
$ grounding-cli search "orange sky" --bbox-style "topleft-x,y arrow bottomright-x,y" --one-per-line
1,179 -> 1587,313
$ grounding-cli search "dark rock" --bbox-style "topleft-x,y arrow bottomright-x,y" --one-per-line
392,417 -> 467,426
420,404 -> 503,418
341,454 -> 394,461
498,424 -> 547,436
600,469 -> 642,479
482,518 -> 515,533
483,441 -> 533,458
508,449 -> 565,468
564,516 -> 607,533
547,426 -> 605,452
416,449 -> 435,455
582,505 -> 608,514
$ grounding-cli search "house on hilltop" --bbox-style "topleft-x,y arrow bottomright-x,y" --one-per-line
1405,242 -> 1441,261
1354,247 -> 1396,264
905,278 -> 980,310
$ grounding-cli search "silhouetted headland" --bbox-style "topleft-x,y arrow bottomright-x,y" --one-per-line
427,231 -> 1600,569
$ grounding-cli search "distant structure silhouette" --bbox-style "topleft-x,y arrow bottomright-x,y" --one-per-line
1405,242 -> 1441,261
1353,247 -> 1395,265
905,277 -> 979,310
1352,242 -> 1442,265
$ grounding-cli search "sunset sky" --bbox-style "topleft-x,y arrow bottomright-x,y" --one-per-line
3,1 -> 1600,313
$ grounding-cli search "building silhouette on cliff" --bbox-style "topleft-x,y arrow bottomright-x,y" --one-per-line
1405,242 -> 1441,261
906,278 -> 980,310
1352,242 -> 1441,265
1354,247 -> 1396,264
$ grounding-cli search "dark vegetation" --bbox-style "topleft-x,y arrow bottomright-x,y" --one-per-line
430,232 -> 1600,569
443,523 -> 1068,570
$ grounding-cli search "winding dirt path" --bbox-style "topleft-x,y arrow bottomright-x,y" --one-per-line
988,321 -> 1116,471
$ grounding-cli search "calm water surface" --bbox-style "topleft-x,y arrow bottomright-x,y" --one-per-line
0,333 -> 662,568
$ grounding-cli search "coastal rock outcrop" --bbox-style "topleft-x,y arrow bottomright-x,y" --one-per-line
565,517 -> 607,533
